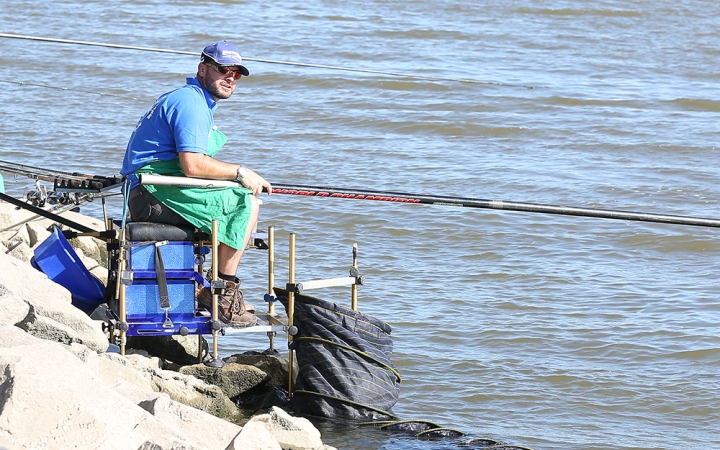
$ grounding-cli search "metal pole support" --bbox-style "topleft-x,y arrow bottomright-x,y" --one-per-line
287,233 -> 296,396
205,219 -> 225,368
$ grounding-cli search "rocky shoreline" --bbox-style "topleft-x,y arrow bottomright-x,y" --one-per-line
0,201 -> 336,450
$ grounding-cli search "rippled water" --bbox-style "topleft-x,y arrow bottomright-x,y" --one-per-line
1,1 -> 720,449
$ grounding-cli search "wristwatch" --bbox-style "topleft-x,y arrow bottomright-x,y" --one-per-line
236,165 -> 248,181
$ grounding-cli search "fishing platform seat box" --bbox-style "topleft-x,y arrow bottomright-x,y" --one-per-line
119,221 -> 211,336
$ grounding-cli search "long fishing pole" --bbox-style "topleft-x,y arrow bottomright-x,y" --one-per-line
0,33 -> 534,88
138,174 -> 720,229
0,160 -> 123,191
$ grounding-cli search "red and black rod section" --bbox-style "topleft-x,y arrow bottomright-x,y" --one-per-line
269,183 -> 720,229
136,174 -> 720,229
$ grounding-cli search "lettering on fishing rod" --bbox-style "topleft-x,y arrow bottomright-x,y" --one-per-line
273,189 -> 317,196
273,188 -> 421,203
322,192 -> 420,203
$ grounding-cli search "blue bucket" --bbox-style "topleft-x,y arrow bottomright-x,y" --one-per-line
32,228 -> 106,314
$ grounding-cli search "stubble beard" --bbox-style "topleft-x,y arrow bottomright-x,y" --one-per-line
202,78 -> 234,100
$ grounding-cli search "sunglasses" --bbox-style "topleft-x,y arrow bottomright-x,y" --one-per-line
205,61 -> 243,80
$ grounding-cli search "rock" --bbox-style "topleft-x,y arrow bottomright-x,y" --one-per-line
139,393 -> 242,450
0,250 -> 72,302
149,365 -> 239,420
66,341 -> 101,372
55,209 -> 106,233
0,323 -> 40,348
26,221 -> 51,248
0,207 -> 23,231
102,350 -> 247,422
0,283 -> 30,325
18,299 -> 109,353
231,406 -> 324,450
98,352 -> 156,395
5,240 -> 33,264
227,418 -> 282,450
0,437 -> 25,450
180,362 -> 268,399
225,352 -> 294,388
81,253 -> 108,285
0,252 -> 109,352
113,379 -> 161,406
68,235 -> 107,268
127,334 -> 208,366
0,225 -> 30,247
0,325 -> 201,450
96,348 -> 164,372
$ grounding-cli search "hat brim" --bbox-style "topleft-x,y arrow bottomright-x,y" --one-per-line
201,53 -> 250,76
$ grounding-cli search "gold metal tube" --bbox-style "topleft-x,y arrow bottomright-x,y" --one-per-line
351,243 -> 358,311
211,219 -> 219,360
116,218 -> 128,356
119,281 -> 126,356
267,226 -> 275,350
287,233 -> 296,396
268,226 -> 275,315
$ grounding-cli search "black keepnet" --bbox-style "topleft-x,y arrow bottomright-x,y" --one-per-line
275,288 -> 400,420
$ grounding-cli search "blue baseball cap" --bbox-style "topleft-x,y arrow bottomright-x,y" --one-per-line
201,40 -> 250,76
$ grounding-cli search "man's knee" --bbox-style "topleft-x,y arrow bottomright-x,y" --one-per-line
249,196 -> 261,216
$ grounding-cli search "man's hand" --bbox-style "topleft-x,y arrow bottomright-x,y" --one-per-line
241,169 -> 272,196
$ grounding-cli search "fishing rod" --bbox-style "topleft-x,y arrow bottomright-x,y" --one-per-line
0,33 -> 534,88
0,159 -> 123,192
0,78 -> 142,101
138,174 -> 720,229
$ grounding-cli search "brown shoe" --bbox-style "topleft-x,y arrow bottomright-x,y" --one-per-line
198,274 -> 254,312
197,287 -> 255,313
196,281 -> 258,327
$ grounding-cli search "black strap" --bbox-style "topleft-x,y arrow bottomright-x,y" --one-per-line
154,243 -> 171,310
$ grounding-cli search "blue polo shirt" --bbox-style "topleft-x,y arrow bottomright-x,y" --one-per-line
120,77 -> 218,190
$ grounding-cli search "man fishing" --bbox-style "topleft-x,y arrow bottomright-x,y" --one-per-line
120,40 -> 271,327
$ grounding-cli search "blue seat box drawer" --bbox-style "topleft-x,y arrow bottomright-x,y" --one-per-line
129,242 -> 195,271
126,279 -> 196,317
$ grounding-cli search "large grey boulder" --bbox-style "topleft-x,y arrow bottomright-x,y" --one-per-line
0,251 -> 108,352
68,234 -> 107,268
0,325 -> 201,450
226,418 -> 282,450
103,349 -> 239,420
0,282 -> 30,326
98,352 -> 156,395
25,221 -> 51,248
225,352 -> 294,388
5,241 -> 34,264
0,225 -> 30,248
148,364 -> 239,419
179,362 -> 268,399
228,406 -> 330,450
139,393 -> 242,450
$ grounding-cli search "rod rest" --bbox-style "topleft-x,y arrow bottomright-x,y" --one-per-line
126,222 -> 196,242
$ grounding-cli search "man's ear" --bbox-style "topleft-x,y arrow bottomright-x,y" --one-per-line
197,62 -> 207,79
